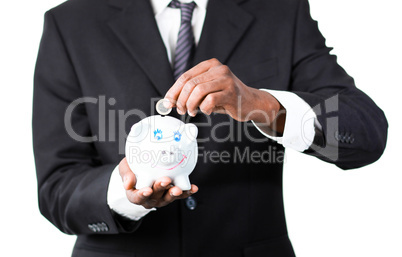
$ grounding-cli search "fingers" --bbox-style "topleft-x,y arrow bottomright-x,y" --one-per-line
165,58 -> 257,121
175,184 -> 199,200
120,157 -> 199,209
162,184 -> 199,203
125,186 -> 152,206
164,58 -> 222,111
151,177 -> 173,199
175,72 -> 216,115
134,184 -> 198,209
186,81 -> 226,116
124,176 -> 199,208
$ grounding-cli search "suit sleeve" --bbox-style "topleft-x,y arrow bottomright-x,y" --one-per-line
33,11 -> 140,235
289,0 -> 388,169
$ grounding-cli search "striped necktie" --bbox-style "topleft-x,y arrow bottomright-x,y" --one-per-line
169,0 -> 197,80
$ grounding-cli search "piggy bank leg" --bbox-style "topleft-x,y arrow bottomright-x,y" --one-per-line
135,175 -> 154,189
173,175 -> 191,191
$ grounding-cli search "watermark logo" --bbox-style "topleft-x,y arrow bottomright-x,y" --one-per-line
126,146 -> 192,169
63,94 -> 340,164
302,94 -> 339,162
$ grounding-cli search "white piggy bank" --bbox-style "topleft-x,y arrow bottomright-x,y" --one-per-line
125,115 -> 198,190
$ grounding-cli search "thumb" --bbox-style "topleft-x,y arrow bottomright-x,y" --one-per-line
118,157 -> 137,190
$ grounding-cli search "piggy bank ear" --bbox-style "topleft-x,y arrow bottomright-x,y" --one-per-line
184,123 -> 198,142
127,121 -> 149,143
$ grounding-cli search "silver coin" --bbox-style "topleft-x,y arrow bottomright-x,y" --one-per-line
156,99 -> 172,115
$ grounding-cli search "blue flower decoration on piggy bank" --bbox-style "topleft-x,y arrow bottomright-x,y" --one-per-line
173,131 -> 182,142
154,129 -> 163,140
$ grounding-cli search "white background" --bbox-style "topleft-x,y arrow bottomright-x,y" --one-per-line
0,0 -> 401,256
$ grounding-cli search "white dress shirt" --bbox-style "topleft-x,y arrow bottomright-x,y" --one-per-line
107,0 -> 319,221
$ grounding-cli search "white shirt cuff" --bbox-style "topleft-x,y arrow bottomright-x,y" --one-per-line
252,89 -> 318,152
107,164 -> 156,221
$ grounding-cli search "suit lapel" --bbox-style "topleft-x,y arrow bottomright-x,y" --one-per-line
106,0 -> 254,94
107,0 -> 174,96
193,0 -> 254,65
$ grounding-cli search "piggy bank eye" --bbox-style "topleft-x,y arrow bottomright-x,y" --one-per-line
154,129 -> 163,140
173,131 -> 182,142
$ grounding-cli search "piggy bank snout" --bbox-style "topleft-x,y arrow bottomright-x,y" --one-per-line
157,147 -> 184,166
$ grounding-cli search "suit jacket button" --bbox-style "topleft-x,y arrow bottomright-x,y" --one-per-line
88,224 -> 97,232
98,222 -> 109,232
185,196 -> 197,210
94,224 -> 101,232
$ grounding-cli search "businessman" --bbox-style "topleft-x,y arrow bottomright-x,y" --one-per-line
33,0 -> 388,256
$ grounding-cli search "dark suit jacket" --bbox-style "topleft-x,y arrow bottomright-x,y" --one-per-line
33,0 -> 388,256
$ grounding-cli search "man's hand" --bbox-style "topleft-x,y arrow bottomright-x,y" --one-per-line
164,58 -> 286,134
118,158 -> 198,209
